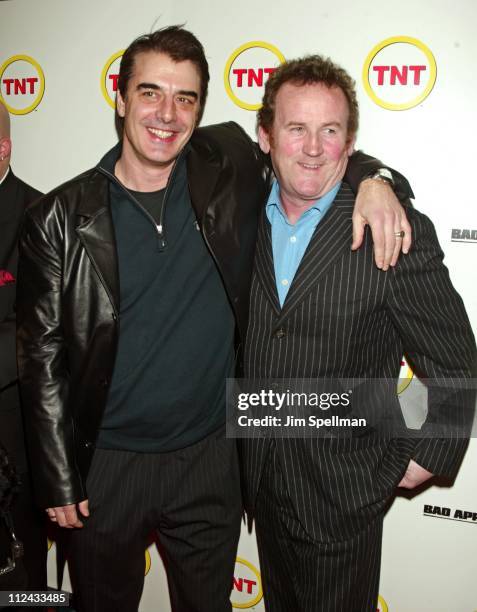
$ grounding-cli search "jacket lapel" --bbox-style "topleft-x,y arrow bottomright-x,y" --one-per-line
279,183 -> 355,319
75,174 -> 120,314
255,209 -> 281,315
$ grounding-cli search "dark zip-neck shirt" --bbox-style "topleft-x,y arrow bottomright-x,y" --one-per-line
96,145 -> 235,452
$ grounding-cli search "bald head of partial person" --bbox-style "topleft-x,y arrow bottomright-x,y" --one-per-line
0,100 -> 11,177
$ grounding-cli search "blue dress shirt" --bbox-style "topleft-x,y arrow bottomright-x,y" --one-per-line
266,179 -> 341,306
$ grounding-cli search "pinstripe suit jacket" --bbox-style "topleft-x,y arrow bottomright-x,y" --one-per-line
241,182 -> 476,542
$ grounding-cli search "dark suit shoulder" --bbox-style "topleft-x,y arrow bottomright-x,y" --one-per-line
398,206 -> 445,263
0,170 -> 42,223
9,171 -> 42,203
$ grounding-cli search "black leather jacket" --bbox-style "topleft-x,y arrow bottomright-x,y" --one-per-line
16,122 -> 405,508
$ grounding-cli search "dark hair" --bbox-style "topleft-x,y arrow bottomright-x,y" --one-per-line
258,54 -> 359,138
116,25 -> 209,131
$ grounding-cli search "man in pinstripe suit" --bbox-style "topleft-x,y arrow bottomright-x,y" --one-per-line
240,55 -> 476,611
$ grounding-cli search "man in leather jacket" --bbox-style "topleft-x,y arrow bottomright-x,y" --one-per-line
16,26 -> 412,612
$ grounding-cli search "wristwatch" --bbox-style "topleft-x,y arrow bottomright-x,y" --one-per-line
369,168 -> 394,187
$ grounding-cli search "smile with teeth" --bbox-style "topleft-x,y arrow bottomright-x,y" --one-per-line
299,162 -> 321,169
147,127 -> 176,139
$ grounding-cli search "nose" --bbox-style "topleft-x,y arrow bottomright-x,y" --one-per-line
303,132 -> 323,157
156,95 -> 176,124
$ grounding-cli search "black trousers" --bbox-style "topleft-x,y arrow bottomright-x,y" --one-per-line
255,443 -> 383,612
69,428 -> 242,612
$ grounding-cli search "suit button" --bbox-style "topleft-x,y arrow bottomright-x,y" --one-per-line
84,441 -> 93,449
274,328 -> 286,339
100,378 -> 109,387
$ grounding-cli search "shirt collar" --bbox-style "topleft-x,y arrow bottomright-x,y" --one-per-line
265,178 -> 342,224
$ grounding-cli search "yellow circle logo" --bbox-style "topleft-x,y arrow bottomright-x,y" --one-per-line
144,548 -> 151,576
363,36 -> 436,110
231,557 -> 263,609
398,355 -> 414,394
224,41 -> 285,111
101,50 -> 124,109
377,594 -> 389,612
0,55 -> 45,115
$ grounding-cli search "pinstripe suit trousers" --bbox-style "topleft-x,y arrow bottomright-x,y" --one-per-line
255,441 -> 382,612
68,427 -> 241,612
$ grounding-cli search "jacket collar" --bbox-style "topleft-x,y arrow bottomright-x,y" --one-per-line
187,132 -> 221,222
75,143 -> 122,218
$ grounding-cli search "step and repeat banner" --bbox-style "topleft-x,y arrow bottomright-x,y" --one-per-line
1,1 -> 476,610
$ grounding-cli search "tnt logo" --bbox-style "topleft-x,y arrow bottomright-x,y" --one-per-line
363,36 -> 436,110
377,595 -> 389,612
224,41 -> 285,111
398,355 -> 414,394
101,50 -> 124,109
231,557 -> 263,609
0,55 -> 45,115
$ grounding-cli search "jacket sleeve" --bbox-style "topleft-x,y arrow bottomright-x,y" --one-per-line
386,207 -> 476,478
16,203 -> 85,508
345,150 -> 415,202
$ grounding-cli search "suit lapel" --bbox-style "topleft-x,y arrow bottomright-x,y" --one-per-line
75,175 -> 120,314
255,209 -> 281,315
279,183 -> 355,319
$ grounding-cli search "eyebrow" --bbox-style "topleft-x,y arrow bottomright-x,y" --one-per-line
285,120 -> 344,128
136,83 -> 199,100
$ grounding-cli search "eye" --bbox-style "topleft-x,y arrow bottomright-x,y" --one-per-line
290,125 -> 304,133
176,96 -> 195,106
324,127 -> 337,135
142,90 -> 157,100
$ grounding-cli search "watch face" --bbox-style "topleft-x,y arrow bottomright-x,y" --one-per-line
376,168 -> 394,181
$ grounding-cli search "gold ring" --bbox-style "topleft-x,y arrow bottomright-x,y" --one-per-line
395,231 -> 405,238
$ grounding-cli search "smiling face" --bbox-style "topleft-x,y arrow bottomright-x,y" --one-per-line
116,51 -> 201,185
258,82 -> 355,219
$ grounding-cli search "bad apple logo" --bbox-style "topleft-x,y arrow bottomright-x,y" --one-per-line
363,36 -> 436,110
0,55 -> 45,115
451,228 -> 477,243
377,595 -> 389,612
398,355 -> 414,394
101,50 -> 124,109
424,504 -> 477,524
231,557 -> 263,609
224,41 -> 285,111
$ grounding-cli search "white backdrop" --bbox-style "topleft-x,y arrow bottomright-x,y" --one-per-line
1,1 -> 476,610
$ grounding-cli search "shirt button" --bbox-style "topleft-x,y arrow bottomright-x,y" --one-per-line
281,279 -> 289,286
290,236 -> 297,243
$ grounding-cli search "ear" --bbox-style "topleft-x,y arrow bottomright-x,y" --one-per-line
116,90 -> 126,118
0,137 -> 11,160
346,134 -> 356,157
258,126 -> 271,154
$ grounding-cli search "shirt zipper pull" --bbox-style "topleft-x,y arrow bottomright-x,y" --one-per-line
156,224 -> 167,249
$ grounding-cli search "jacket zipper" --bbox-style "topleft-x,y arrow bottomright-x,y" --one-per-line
97,152 -> 184,251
